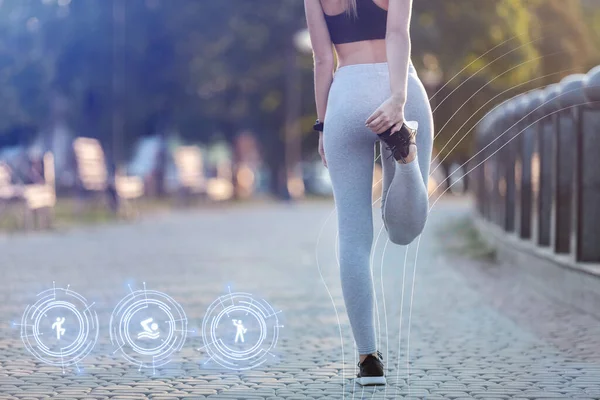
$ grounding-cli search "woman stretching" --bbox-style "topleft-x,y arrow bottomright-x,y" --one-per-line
303,0 -> 433,386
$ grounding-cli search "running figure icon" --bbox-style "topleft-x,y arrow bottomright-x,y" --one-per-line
51,317 -> 66,340
232,319 -> 247,343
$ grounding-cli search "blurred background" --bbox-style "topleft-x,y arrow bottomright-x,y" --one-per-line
0,0 -> 599,229
3,2 -> 600,397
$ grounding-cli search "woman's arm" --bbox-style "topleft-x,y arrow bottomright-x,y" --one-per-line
386,0 -> 413,104
304,0 -> 335,121
365,0 -> 413,134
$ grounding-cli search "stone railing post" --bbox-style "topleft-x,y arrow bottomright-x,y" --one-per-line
514,93 -> 534,239
526,90 -> 545,246
552,75 -> 585,254
574,66 -> 600,262
533,85 -> 560,247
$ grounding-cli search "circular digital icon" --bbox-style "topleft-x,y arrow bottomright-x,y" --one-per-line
20,283 -> 99,372
110,283 -> 188,371
199,289 -> 283,370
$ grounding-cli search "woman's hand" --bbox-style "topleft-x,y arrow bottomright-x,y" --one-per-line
365,94 -> 406,134
318,131 -> 327,168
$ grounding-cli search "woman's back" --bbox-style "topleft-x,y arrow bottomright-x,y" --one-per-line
320,0 -> 390,68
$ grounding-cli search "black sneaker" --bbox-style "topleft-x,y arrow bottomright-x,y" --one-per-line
379,120 -> 418,164
356,351 -> 386,386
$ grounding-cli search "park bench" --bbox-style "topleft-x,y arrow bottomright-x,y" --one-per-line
0,153 -> 56,230
72,137 -> 144,216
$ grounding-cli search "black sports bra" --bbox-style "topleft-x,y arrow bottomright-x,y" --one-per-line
324,0 -> 388,45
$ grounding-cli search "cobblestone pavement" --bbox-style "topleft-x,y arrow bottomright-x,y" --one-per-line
1,196 -> 600,399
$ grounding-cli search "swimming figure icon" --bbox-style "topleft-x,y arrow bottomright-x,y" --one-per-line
137,318 -> 160,340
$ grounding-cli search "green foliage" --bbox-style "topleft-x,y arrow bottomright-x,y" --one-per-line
412,0 -> 597,162
528,0 -> 595,81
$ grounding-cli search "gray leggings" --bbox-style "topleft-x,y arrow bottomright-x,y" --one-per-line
323,62 -> 433,355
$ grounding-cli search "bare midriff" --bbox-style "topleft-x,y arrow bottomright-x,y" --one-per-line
334,39 -> 388,69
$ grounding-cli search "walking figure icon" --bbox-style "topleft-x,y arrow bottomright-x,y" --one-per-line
51,317 -> 66,340
232,319 -> 247,343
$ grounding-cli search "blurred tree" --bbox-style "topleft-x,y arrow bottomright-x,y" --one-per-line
0,0 -> 598,187
410,0 -> 596,163
0,0 -> 54,134
148,0 -> 305,197
528,0 -> 595,84
409,0 -> 536,163
582,0 -> 600,66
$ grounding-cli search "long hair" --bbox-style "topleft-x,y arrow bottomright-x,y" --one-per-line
344,0 -> 358,17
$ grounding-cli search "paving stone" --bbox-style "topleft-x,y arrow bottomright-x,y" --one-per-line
429,390 -> 471,398
2,200 -> 600,398
519,392 -> 570,398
